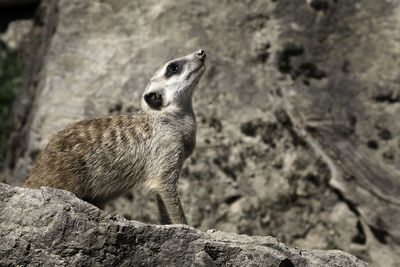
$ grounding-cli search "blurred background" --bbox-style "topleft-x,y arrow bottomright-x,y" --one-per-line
1,0 -> 399,265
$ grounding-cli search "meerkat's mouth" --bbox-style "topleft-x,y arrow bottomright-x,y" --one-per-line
186,64 -> 205,82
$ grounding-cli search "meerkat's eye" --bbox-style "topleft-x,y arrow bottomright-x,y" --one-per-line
165,60 -> 184,77
168,64 -> 179,73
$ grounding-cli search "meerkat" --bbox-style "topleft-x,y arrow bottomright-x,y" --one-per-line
23,49 -> 207,224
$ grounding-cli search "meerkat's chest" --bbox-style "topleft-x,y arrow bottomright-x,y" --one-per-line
155,113 -> 197,159
177,114 -> 197,159
181,122 -> 196,159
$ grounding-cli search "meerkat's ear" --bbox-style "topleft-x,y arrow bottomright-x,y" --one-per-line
144,91 -> 164,110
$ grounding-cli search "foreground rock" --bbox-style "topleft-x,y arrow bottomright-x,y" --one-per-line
0,183 -> 366,267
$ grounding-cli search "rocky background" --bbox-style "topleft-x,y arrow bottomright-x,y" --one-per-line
1,0 -> 400,266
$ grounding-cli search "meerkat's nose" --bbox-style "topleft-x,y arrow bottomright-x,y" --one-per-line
196,49 -> 206,62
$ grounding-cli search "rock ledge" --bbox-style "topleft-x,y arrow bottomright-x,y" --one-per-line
0,183 -> 367,266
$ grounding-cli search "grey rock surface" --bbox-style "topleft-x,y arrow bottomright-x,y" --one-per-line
2,0 -> 400,265
0,20 -> 32,50
0,183 -> 367,267
274,0 -> 400,261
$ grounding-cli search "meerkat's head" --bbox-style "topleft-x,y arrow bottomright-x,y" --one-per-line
142,49 -> 206,112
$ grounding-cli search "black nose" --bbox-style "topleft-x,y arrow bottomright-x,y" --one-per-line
196,49 -> 206,61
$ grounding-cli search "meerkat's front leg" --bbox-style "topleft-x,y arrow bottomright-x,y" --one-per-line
156,193 -> 172,224
156,179 -> 187,224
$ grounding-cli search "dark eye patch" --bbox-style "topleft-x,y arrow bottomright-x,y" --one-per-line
165,60 -> 185,78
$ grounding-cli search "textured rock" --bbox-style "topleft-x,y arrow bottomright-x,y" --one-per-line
0,183 -> 367,267
0,20 -> 32,51
2,0 -> 400,266
275,0 -> 400,248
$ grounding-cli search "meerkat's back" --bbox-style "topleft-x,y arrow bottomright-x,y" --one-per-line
25,113 -> 154,202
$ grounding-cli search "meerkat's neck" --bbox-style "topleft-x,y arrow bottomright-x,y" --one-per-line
159,95 -> 195,119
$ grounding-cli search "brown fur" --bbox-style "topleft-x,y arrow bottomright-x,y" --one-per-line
25,113 -> 153,200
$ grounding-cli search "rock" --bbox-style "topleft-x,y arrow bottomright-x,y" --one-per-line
0,183 -> 367,267
275,0 -> 400,249
0,20 -> 32,50
2,0 -> 400,266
